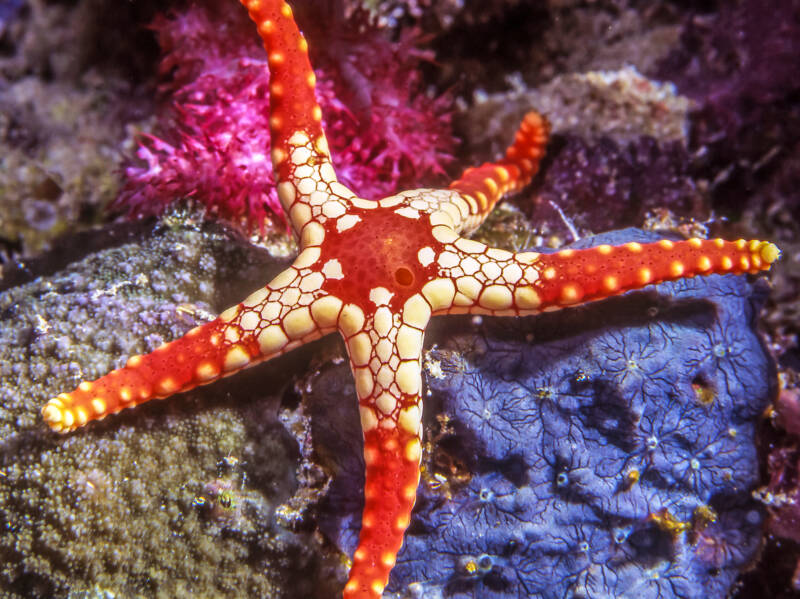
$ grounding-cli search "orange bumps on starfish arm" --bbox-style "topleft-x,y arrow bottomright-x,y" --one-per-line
41,317 -> 263,433
343,427 -> 422,599
449,111 -> 550,220
531,237 -> 781,308
240,0 -> 325,158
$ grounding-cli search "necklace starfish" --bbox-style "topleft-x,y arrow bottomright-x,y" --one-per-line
42,1 -> 780,597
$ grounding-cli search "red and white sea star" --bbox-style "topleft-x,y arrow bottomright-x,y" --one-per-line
41,1 -> 780,597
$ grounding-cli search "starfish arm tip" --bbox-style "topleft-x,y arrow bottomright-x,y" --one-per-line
759,241 -> 781,264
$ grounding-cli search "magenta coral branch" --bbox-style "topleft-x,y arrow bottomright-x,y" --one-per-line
115,3 -> 455,233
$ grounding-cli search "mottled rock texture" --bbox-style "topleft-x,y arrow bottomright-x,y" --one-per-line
0,216 -> 338,598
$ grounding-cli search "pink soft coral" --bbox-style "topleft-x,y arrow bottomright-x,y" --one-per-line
116,3 -> 455,233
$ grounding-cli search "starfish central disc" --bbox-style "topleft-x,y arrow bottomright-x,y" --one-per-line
319,208 -> 440,309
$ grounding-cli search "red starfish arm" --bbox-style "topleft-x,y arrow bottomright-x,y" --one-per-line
241,0 -> 361,237
518,238 -> 781,310
241,0 -> 325,164
428,236 -> 780,317
41,257 -> 336,433
447,111 -> 549,234
339,301 -> 428,598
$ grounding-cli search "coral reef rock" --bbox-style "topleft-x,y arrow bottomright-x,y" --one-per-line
0,215 -> 337,598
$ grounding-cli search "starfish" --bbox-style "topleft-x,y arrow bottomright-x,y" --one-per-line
42,1 -> 780,597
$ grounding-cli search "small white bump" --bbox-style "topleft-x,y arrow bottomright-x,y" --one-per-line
293,248 -> 320,270
336,213 -> 361,232
395,206 -> 420,220
626,242 -> 643,253
369,287 -> 394,306
339,304 -> 366,336
514,286 -> 541,311
288,131 -> 310,146
396,325 -> 423,360
359,406 -> 378,431
322,259 -> 344,280
437,251 -> 460,269
91,398 -> 106,415
402,294 -> 431,329
375,392 -> 397,415
420,279 -> 456,311
418,247 -> 435,267
299,271 -> 325,292
239,310 -> 261,331
396,361 -> 421,395
373,306 -> 394,338
455,238 -> 486,254
670,261 -> 685,277
354,367 -> 374,398
196,362 -> 220,382
224,346 -> 250,371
